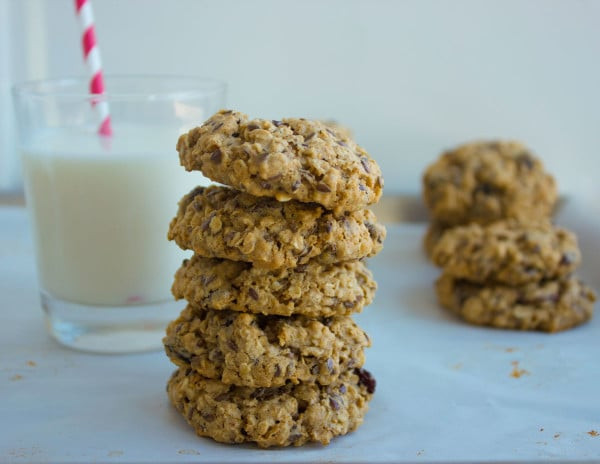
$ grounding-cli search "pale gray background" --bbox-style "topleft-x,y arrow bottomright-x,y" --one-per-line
1,0 -> 599,196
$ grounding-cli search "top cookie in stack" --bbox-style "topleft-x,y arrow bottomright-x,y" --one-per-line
422,140 -> 557,227
176,109 -> 383,214
164,110 -> 385,448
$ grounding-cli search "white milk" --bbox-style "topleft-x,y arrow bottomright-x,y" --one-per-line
22,126 -> 202,306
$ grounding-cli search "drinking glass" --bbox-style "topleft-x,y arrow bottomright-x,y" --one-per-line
12,75 -> 225,353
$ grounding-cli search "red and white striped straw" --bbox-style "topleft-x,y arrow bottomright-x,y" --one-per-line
74,0 -> 112,136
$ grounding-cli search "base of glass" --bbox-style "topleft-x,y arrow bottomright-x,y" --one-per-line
41,291 -> 181,354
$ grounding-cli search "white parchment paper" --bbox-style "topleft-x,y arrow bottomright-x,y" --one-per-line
1,200 -> 599,463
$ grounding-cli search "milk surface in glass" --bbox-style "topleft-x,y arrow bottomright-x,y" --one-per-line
22,125 -> 200,306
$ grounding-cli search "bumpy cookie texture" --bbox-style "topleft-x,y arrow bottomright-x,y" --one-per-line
423,141 -> 557,226
436,273 -> 596,332
163,306 -> 370,388
423,221 -> 450,259
167,366 -> 374,448
176,110 -> 383,213
172,255 -> 376,317
432,220 -> 581,285
168,185 -> 386,270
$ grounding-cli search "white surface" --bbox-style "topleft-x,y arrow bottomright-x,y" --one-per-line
1,204 -> 600,463
3,0 -> 600,195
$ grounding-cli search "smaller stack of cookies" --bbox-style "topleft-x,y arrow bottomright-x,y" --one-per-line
164,110 -> 386,447
422,141 -> 596,332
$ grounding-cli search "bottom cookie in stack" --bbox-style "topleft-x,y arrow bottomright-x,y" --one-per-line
167,366 -> 375,448
436,274 -> 596,332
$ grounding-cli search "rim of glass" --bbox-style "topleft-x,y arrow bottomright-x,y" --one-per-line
12,75 -> 226,101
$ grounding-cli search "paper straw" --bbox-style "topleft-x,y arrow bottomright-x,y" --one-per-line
74,0 -> 112,136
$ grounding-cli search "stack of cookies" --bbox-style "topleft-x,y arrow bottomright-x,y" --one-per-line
163,110 -> 386,448
422,141 -> 596,332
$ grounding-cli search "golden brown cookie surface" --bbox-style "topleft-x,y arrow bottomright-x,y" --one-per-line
423,221 -> 450,259
432,220 -> 580,285
163,306 -> 371,387
436,273 -> 595,332
423,141 -> 557,226
168,185 -> 386,269
172,256 -> 376,317
177,110 -> 383,214
167,366 -> 375,448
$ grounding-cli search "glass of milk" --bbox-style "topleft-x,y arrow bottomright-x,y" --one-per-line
12,76 -> 225,353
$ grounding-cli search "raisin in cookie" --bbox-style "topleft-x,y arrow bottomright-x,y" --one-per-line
432,220 -> 580,285
168,185 -> 386,269
172,255 -> 376,317
176,110 -> 383,214
167,366 -> 375,448
436,273 -> 595,333
163,306 -> 370,388
423,141 -> 557,226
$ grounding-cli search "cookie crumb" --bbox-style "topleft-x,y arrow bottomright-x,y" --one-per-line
510,361 -> 530,378
588,430 -> 599,437
11,374 -> 23,381
26,360 -> 36,367
553,433 -> 560,439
